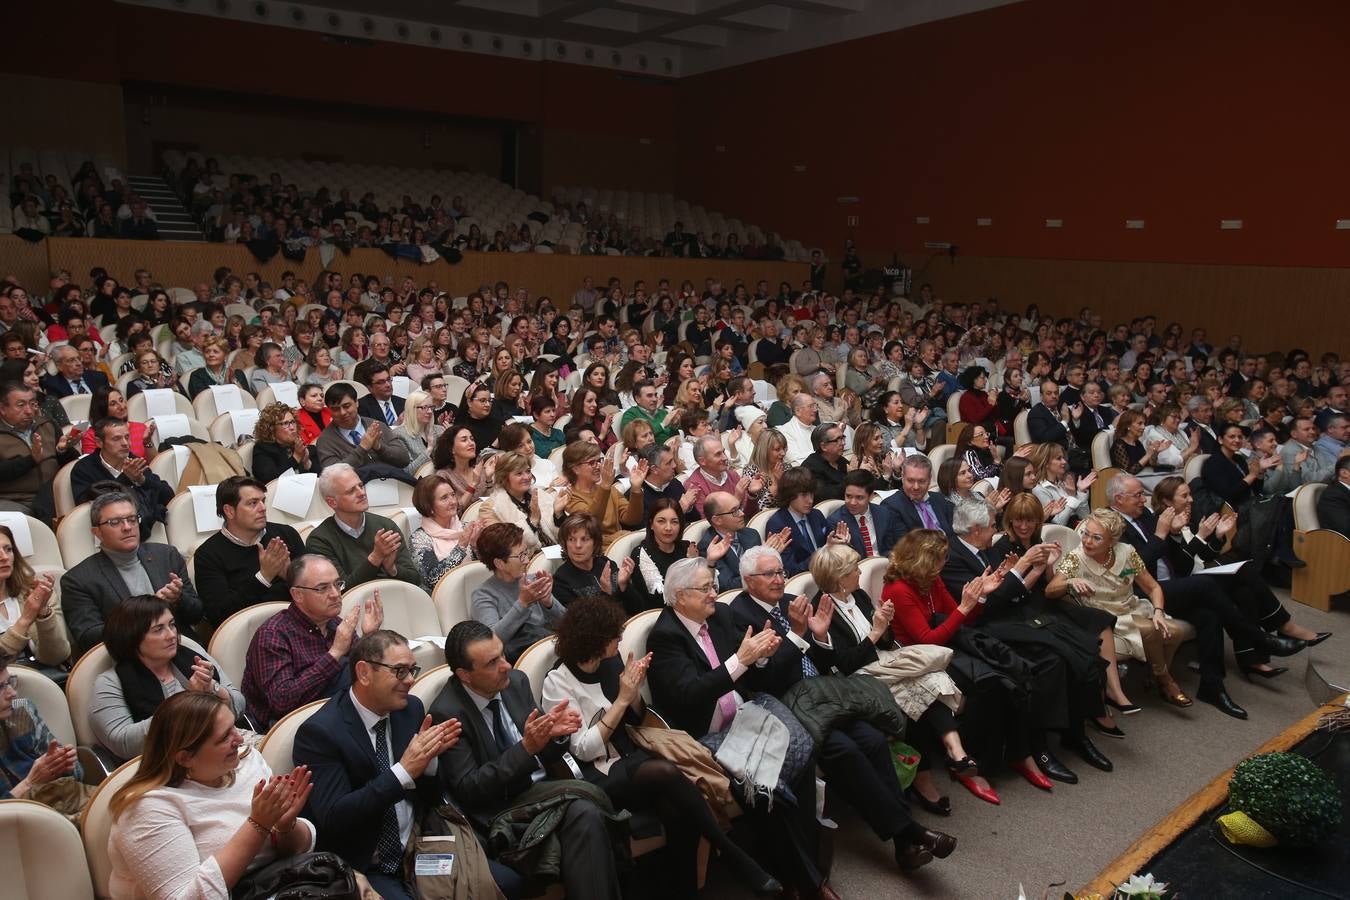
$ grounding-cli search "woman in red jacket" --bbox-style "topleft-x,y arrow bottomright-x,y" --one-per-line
957,366 -> 998,434
295,383 -> 332,445
882,528 -> 1055,801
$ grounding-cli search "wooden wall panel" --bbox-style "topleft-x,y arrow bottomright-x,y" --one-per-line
0,238 -> 55,292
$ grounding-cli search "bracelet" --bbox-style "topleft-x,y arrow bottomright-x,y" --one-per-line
245,816 -> 270,838
273,820 -> 296,835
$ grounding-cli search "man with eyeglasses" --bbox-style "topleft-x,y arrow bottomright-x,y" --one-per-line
802,422 -> 850,501
420,372 -> 454,427
242,554 -> 384,728
293,631 -> 500,900
356,360 -> 407,426
728,545 -> 959,875
61,490 -> 202,657
696,491 -> 791,592
0,381 -> 79,516
71,418 -> 174,538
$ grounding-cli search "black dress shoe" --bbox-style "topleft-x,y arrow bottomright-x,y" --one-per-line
913,828 -> 957,859
894,842 -> 933,872
1261,633 -> 1306,657
1090,718 -> 1126,739
1063,735 -> 1113,772
1239,664 -> 1288,680
1034,750 -> 1078,784
1306,631 -> 1332,648
906,786 -> 952,816
1197,684 -> 1248,719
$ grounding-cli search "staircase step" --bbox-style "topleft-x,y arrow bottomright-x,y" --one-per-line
126,173 -> 205,242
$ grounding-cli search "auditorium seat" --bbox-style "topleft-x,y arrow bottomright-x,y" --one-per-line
409,663 -> 452,708
259,699 -> 326,774
513,636 -> 558,706
0,799 -> 97,900
0,513 -> 63,570
432,560 -> 490,633
605,529 -> 645,566
747,508 -> 775,540
208,601 -> 289,686
1291,482 -> 1350,612
340,579 -> 444,671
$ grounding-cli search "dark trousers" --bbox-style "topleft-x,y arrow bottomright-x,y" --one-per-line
1205,565 -> 1291,665
557,798 -> 623,900
1161,575 -> 1268,685
819,719 -> 912,841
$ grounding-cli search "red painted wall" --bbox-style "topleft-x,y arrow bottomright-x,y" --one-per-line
675,0 -> 1350,267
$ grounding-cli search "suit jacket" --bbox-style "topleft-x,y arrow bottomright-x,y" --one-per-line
1115,508 -> 1169,590
726,591 -> 835,696
1184,421 -> 1222,455
358,393 -> 406,426
42,370 -> 110,398
940,538 -> 1030,619
766,507 -> 829,576
314,416 -> 412,470
71,452 -> 175,534
879,490 -> 955,552
696,526 -> 761,592
293,690 -> 441,873
61,543 -> 202,656
802,452 -> 848,501
826,503 -> 894,559
1316,481 -> 1350,538
809,588 -> 894,675
646,604 -> 769,738
1068,404 -> 1116,449
1027,403 -> 1069,448
429,670 -> 566,833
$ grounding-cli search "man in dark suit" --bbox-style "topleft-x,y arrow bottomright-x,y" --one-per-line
355,361 -> 406,426
1317,457 -> 1350,537
1067,382 -> 1117,451
1107,474 -> 1303,720
727,545 -> 957,874
638,443 -> 694,521
60,490 -> 202,656
879,455 -> 956,552
696,490 -> 786,592
428,621 -> 622,900
827,471 -> 895,558
42,344 -> 110,398
646,557 -> 834,898
71,418 -> 175,539
801,422 -> 849,502
1027,378 -> 1070,449
293,631 -> 519,900
1183,396 -> 1222,454
766,466 -> 846,576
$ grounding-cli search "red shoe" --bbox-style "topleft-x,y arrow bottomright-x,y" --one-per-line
1009,758 -> 1054,792
948,758 -> 1001,805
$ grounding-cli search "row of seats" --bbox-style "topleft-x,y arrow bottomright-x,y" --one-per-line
2,147 -> 124,234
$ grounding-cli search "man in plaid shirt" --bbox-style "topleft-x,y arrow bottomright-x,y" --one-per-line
241,554 -> 383,728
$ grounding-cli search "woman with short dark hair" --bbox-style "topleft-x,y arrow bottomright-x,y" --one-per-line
553,514 -> 641,609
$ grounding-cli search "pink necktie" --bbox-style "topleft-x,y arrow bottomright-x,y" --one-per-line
697,624 -> 737,729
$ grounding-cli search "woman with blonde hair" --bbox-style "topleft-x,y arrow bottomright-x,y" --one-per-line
766,373 -> 808,427
851,420 -> 901,488
389,389 -> 444,475
1029,443 -> 1092,526
559,440 -> 645,550
1044,509 -> 1190,709
107,692 -> 315,899
251,402 -> 318,483
477,450 -> 555,552
741,427 -> 787,511
810,544 -> 975,813
187,335 -> 252,399
404,333 -> 445,384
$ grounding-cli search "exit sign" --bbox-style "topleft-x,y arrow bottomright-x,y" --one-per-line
846,215 -> 859,227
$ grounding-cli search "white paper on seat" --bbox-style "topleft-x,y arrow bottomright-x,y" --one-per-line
270,381 -> 300,407
392,376 -> 412,398
210,384 -> 244,412
542,544 -> 564,560
144,388 -> 179,418
983,476 -> 1001,490
187,483 -> 224,533
1199,560 -> 1250,576
273,472 -> 319,518
154,414 -> 191,439
170,444 -> 192,485
0,512 -> 34,557
509,415 -> 533,424
365,479 -> 400,507
752,380 -> 773,406
402,507 -> 423,533
229,409 -> 261,442
414,635 -> 447,649
874,489 -> 898,502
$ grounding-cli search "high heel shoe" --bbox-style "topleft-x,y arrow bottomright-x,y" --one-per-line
1008,758 -> 1054,791
1240,664 -> 1288,680
906,786 -> 952,816
1089,717 -> 1126,739
1306,632 -> 1332,648
726,851 -> 782,895
1156,673 -> 1193,708
948,757 -> 1000,805
1105,698 -> 1142,715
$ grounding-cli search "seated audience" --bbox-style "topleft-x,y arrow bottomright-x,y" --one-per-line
107,692 -> 314,899
1026,379 -> 1069,448
766,466 -> 846,575
314,382 -> 412,472
241,554 -> 382,728
776,392 -> 820,467
1317,455 -> 1350,537
42,343 -> 110,397
542,594 -> 782,896
698,490 -> 782,592
684,433 -> 748,517
559,440 -> 644,549
627,497 -> 692,614
187,334 -> 253,399
387,389 -> 441,475
472,521 -> 565,662
802,421 -> 850,501
61,490 -> 202,656
954,422 -> 1001,481
72,419 -> 175,537
0,380 -> 79,517
356,361 -> 406,426
1030,443 -> 1093,525
192,476 -> 305,626
295,383 -> 332,445
880,454 -> 955,549
0,651 -> 88,816
90,595 -> 247,762
251,402 -> 319,484
1110,409 -> 1171,474
741,427 -> 788,512
553,513 -> 641,609
125,349 -> 179,398
305,463 -> 421,589
476,450 -> 551,554
80,387 -> 154,458
429,620 -> 621,899
409,473 -> 480,590
826,470 -> 895,557
0,525 -> 68,668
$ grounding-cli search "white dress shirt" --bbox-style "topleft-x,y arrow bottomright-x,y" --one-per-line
350,689 -> 436,852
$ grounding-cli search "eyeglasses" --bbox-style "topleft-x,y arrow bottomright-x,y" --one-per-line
822,435 -> 844,444
679,584 -> 716,596
97,514 -> 142,529
1081,532 -> 1108,543
507,550 -> 533,563
294,580 -> 346,594
278,419 -> 296,427
368,661 -> 421,681
711,509 -> 743,518
747,569 -> 787,580
1,675 -> 16,691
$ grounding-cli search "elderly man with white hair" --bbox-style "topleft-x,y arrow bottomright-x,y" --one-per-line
776,391 -> 820,467
725,544 -> 959,875
646,557 -> 834,898
303,463 -> 422,589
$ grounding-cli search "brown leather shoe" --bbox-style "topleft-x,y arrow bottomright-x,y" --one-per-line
894,842 -> 934,871
915,827 -> 958,859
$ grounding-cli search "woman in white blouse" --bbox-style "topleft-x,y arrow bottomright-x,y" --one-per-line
1029,443 -> 1094,526
541,595 -> 780,897
108,691 -> 315,900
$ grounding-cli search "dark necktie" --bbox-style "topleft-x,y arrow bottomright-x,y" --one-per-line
797,518 -> 817,553
75,380 -> 88,394
768,604 -> 818,678
487,698 -> 514,755
349,425 -> 363,446
371,720 -> 403,874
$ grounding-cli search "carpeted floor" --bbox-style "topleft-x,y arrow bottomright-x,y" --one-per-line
700,590 -> 1349,900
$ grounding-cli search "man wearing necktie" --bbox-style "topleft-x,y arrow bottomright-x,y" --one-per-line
827,470 -> 897,558
315,382 -> 412,471
728,546 -> 958,873
1068,382 -> 1117,450
356,361 -> 406,427
879,454 -> 955,552
767,466 -> 848,575
42,344 -> 110,398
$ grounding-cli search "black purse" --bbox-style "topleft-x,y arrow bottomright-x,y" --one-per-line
232,851 -> 359,900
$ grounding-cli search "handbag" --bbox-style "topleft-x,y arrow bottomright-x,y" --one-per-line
231,851 -> 359,900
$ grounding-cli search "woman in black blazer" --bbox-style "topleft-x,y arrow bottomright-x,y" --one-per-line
251,403 -> 319,484
808,544 -> 1003,812
1201,422 -> 1277,508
